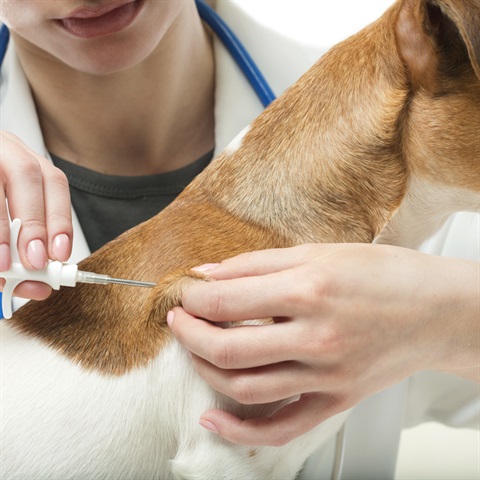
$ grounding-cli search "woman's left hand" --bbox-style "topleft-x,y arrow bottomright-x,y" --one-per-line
167,243 -> 479,446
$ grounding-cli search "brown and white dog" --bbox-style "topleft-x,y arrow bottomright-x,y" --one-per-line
1,0 -> 479,478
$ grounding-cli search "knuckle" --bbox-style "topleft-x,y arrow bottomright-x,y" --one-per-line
203,285 -> 225,320
304,324 -> 344,360
0,137 -> 50,182
320,324 -> 346,354
210,334 -> 231,368
282,271 -> 306,301
20,217 -> 46,232
19,218 -> 48,244
283,280 -> 311,312
44,165 -> 69,188
303,265 -> 331,302
229,375 -> 256,404
309,272 -> 329,299
14,155 -> 43,180
288,269 -> 331,315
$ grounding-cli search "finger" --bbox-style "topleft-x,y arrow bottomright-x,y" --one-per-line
194,244 -> 322,281
0,278 -> 52,300
169,307 -> 298,368
191,354 -> 314,404
181,268 -> 309,321
0,242 -> 9,272
199,392 -> 344,446
14,281 -> 52,300
0,187 -> 10,271
2,134 -> 73,263
1,138 -> 48,269
41,163 -> 73,261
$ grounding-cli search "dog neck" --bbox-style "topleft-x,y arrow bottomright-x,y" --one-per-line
199,5 -> 410,245
202,0 -> 480,249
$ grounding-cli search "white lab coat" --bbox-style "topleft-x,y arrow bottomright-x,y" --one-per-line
0,2 -> 478,479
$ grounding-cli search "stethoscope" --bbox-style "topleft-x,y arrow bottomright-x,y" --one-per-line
0,4 -> 348,478
0,0 -> 276,108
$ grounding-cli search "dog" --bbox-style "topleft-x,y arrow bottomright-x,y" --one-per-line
1,0 -> 479,478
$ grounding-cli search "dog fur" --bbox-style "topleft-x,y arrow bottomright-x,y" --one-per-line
1,0 -> 479,478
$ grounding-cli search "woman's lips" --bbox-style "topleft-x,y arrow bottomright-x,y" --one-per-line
59,1 -> 142,38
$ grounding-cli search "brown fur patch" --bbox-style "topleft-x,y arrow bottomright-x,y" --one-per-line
9,201 -> 292,375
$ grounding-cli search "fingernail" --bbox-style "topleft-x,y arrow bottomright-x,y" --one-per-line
52,234 -> 70,261
192,263 -> 220,273
0,243 -> 10,271
199,419 -> 218,434
27,239 -> 48,269
166,310 -> 174,328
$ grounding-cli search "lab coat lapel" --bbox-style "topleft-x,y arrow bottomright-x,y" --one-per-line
0,43 -> 45,156
212,3 -> 264,154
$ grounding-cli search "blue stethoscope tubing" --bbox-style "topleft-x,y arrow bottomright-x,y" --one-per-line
0,22 -> 8,66
195,0 -> 276,108
0,1 -> 276,319
0,0 -> 276,108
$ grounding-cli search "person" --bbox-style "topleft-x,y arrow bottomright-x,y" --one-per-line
0,0 -> 478,478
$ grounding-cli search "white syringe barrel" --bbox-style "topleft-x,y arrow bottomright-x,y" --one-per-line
2,261 -> 79,290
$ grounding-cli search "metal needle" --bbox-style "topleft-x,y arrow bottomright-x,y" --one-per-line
76,271 -> 156,288
106,277 -> 156,288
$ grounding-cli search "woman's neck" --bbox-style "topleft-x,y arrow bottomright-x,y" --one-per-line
12,6 -> 215,176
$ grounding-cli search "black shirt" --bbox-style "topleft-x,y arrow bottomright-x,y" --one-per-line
51,151 -> 213,252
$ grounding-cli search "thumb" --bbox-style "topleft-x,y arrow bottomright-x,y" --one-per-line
192,244 -> 322,281
198,392 -> 347,446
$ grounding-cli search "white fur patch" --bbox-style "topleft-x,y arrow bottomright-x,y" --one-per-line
1,320 -> 348,479
375,179 -> 480,248
224,125 -> 250,155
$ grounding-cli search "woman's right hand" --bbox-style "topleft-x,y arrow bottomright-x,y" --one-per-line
0,131 -> 73,300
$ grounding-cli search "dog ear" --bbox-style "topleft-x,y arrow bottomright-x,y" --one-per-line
395,0 -> 480,90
